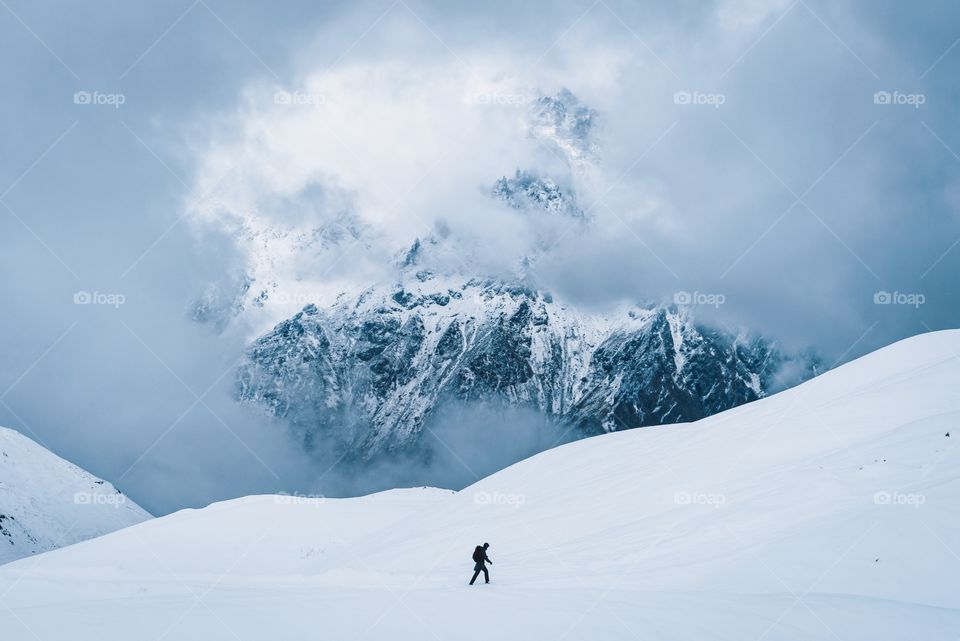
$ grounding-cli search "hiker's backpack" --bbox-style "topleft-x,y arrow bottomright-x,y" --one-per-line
472,546 -> 485,563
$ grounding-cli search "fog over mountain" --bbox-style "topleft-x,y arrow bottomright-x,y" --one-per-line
0,0 -> 958,513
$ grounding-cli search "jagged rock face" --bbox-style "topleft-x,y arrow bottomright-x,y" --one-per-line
236,277 -> 798,461
492,170 -> 585,219
568,317 -> 777,432
528,89 -> 600,167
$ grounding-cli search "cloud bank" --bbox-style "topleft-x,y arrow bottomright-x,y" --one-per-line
188,0 -> 960,359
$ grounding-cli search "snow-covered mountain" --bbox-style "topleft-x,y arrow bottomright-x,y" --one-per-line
0,426 -> 151,565
2,330 -> 956,639
197,88 -> 817,477
236,272 -> 816,463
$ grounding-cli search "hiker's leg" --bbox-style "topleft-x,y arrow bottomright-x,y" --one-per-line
470,569 -> 481,585
482,567 -> 489,584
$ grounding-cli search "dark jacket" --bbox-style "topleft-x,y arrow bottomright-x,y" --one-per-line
472,545 -> 491,565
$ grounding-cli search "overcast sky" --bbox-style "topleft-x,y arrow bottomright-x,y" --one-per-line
1,0 -> 958,514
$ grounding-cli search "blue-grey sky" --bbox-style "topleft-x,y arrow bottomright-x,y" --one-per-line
1,0 -> 958,514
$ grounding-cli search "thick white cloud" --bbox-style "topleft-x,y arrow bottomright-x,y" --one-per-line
185,0 -> 957,358
186,54 -> 608,329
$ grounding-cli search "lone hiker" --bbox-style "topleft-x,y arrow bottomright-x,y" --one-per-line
469,542 -> 492,585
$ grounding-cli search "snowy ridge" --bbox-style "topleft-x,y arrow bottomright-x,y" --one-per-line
236,272 -> 813,462
0,426 -> 151,565
491,169 -> 585,220
2,330 -> 957,639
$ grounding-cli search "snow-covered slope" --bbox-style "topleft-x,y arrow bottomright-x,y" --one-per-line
3,330 -> 956,640
0,426 -> 151,565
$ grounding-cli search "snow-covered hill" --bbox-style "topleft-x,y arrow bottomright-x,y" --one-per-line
0,426 -> 151,565
2,330 -> 957,639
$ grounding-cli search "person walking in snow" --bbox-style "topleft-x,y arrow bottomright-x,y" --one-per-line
469,542 -> 492,585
